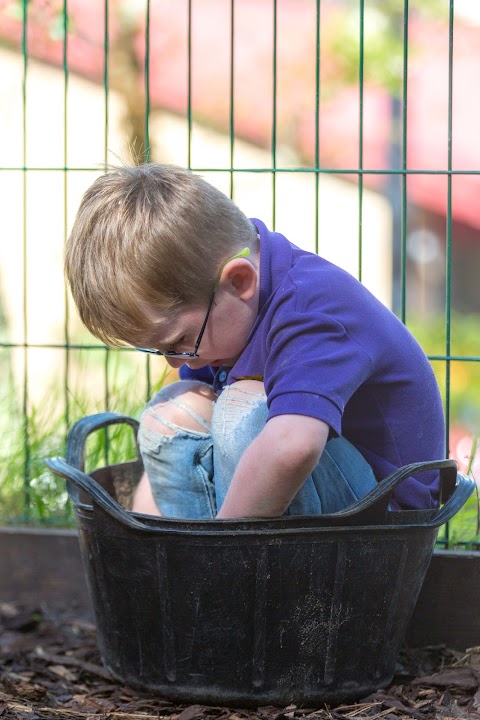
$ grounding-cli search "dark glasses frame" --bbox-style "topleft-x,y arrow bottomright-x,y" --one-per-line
134,246 -> 251,359
135,291 -> 216,359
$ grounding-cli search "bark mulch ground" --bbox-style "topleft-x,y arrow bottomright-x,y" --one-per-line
1,603 -> 479,720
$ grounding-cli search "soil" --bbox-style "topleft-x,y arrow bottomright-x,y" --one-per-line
1,603 -> 479,720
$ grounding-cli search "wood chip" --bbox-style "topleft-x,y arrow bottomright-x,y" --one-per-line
48,664 -> 78,682
33,647 -> 113,681
176,705 -> 209,720
412,667 -> 479,691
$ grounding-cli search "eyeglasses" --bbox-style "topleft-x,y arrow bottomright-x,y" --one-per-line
135,246 -> 251,359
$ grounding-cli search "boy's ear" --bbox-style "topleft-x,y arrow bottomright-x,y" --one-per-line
218,259 -> 257,301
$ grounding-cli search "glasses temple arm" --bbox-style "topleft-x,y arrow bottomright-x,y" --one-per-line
193,292 -> 216,355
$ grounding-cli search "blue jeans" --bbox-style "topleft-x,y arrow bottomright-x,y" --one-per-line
138,381 -> 377,519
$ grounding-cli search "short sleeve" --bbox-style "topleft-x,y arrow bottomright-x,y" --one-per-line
264,284 -> 373,433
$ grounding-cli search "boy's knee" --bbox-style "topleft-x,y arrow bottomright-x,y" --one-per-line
213,379 -> 267,433
220,379 -> 266,413
142,380 -> 217,436
229,379 -> 266,396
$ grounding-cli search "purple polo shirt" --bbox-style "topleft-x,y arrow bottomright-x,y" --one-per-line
181,219 -> 445,509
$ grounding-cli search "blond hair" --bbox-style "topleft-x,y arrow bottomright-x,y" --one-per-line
65,163 -> 257,347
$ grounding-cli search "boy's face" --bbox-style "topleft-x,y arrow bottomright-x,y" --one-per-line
146,286 -> 258,371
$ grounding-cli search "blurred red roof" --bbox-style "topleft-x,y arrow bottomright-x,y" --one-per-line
2,0 -> 479,228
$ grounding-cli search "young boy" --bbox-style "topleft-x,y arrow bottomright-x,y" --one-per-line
65,163 -> 445,519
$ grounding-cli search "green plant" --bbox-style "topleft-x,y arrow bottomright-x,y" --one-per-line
435,435 -> 479,549
0,349 -> 172,525
407,314 -> 480,549
437,488 -> 479,550
408,313 -> 480,435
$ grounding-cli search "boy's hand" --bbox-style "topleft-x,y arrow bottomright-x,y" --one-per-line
215,414 -> 329,518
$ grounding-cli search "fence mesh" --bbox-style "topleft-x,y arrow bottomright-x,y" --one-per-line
0,0 -> 478,545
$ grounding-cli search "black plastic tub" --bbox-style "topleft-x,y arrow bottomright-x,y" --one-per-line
46,412 -> 475,707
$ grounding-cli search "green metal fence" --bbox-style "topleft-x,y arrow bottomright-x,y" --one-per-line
0,0 -> 478,544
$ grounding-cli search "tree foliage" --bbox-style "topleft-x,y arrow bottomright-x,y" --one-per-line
325,0 -> 448,97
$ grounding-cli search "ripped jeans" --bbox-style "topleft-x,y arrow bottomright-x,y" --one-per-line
138,380 -> 377,519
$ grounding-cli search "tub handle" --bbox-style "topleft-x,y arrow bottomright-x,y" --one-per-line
46,457 -> 150,531
348,459 -> 475,527
329,458 -> 460,524
65,412 -> 140,505
66,412 -> 140,472
340,460 -> 475,528
421,471 -> 475,527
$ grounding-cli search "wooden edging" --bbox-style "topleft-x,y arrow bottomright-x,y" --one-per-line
404,549 -> 480,650
0,526 -> 90,614
1,527 -> 479,651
